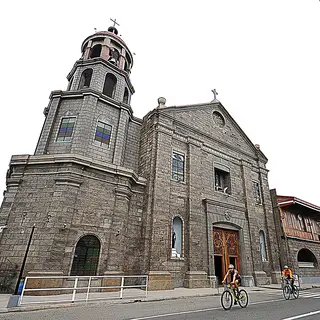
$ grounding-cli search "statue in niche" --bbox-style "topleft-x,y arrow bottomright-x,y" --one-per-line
172,231 -> 176,249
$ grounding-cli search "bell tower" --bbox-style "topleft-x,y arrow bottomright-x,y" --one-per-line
35,22 -> 135,167
0,22 -> 146,287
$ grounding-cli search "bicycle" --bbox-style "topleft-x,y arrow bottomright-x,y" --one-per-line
282,278 -> 299,300
221,283 -> 248,310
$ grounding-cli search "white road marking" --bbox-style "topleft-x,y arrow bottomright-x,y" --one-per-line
281,310 -> 320,320
300,293 -> 320,298
264,291 -> 320,299
129,298 -> 284,320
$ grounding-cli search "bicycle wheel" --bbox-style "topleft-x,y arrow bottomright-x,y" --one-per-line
238,289 -> 249,308
283,285 -> 290,300
221,290 -> 233,310
292,285 -> 299,299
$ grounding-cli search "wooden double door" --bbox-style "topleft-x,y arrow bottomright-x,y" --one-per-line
213,227 -> 240,284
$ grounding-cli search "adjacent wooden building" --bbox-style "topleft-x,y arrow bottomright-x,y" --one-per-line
271,189 -> 320,285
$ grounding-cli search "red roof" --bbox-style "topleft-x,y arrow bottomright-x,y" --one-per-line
276,195 -> 320,213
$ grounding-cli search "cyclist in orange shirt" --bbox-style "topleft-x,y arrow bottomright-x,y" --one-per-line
282,265 -> 294,289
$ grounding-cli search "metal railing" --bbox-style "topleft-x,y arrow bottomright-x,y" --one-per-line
208,276 -> 219,294
19,274 -> 148,306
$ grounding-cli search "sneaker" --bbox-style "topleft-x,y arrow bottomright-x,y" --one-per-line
234,300 -> 238,305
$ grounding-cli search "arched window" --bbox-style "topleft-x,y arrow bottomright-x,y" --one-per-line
259,230 -> 267,262
172,217 -> 183,258
70,235 -> 100,276
123,88 -> 129,104
78,69 -> 93,89
89,44 -> 102,58
108,48 -> 120,65
298,248 -> 317,268
103,73 -> 117,98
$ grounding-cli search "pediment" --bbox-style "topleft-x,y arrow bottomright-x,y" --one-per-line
159,101 -> 266,160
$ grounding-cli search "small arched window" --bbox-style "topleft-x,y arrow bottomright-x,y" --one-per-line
172,217 -> 183,258
70,235 -> 100,276
123,88 -> 129,104
108,48 -> 120,65
298,248 -> 317,268
89,44 -> 102,58
78,69 -> 93,89
103,73 -> 117,98
259,230 -> 267,262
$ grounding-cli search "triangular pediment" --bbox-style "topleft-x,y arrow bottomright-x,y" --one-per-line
159,101 -> 266,160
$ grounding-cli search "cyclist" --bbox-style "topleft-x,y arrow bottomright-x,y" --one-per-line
282,265 -> 294,290
222,264 -> 241,303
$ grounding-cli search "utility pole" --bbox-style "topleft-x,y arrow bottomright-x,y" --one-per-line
14,225 -> 35,295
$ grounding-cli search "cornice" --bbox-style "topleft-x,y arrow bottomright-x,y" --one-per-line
49,89 -> 142,126
9,154 -> 146,187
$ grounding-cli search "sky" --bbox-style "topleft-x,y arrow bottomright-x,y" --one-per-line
0,0 -> 319,205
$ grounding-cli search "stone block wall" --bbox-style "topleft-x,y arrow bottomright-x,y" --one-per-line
0,154 -> 145,290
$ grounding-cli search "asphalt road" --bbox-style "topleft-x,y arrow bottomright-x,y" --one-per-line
1,288 -> 320,320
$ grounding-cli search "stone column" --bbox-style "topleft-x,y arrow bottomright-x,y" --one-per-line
101,38 -> 110,60
240,160 -> 259,286
184,138 -> 210,288
83,40 -> 92,59
259,169 -> 281,283
118,48 -> 126,70
147,125 -> 173,290
105,183 -> 132,273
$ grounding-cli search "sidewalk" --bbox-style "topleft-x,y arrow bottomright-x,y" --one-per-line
0,284 -> 317,314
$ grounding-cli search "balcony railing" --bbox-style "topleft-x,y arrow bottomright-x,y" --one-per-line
285,228 -> 318,241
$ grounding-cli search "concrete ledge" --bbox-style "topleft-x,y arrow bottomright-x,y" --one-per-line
184,271 -> 210,289
148,271 -> 173,291
26,271 -> 64,296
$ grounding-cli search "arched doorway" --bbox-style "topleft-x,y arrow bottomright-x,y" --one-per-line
297,248 -> 317,268
213,227 -> 240,284
70,235 -> 100,276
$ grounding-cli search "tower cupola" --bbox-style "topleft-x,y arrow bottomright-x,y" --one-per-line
66,19 -> 135,105
80,24 -> 133,74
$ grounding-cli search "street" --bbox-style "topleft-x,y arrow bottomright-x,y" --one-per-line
1,288 -> 320,320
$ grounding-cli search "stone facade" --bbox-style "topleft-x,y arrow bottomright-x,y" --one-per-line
0,27 -> 281,292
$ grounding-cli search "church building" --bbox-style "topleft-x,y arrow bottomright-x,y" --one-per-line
0,25 -> 281,291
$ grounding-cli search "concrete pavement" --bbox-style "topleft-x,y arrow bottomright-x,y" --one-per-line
0,283 -> 315,314
1,287 -> 320,320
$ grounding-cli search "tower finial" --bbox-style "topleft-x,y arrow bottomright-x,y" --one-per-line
110,18 -> 120,28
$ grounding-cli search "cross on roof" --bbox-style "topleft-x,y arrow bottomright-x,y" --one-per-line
211,89 -> 218,100
110,18 -> 120,28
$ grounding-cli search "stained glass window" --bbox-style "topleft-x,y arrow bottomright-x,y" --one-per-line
172,152 -> 185,182
252,181 -> 261,204
94,121 -> 112,146
56,117 -> 76,142
70,235 -> 100,276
